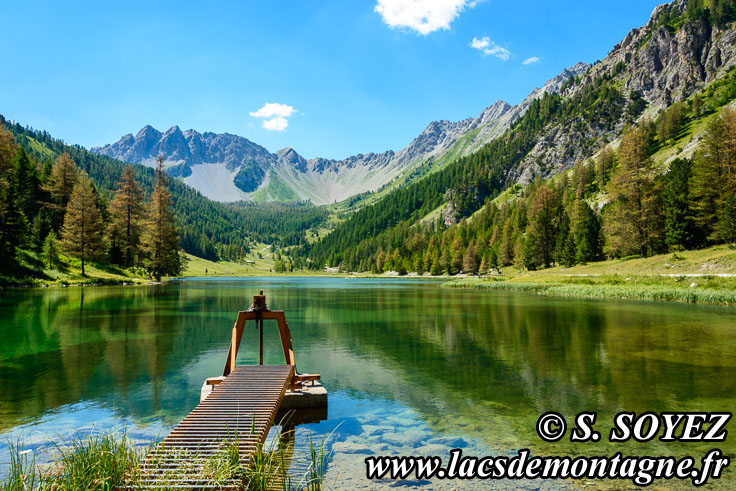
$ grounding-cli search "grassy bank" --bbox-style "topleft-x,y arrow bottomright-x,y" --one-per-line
443,245 -> 736,306
0,249 -> 148,288
182,253 -> 349,278
2,426 -> 333,490
444,276 -> 736,306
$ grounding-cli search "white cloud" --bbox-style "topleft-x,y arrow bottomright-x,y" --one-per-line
261,117 -> 289,131
469,36 -> 510,61
249,102 -> 296,119
250,102 -> 296,131
470,36 -> 511,61
374,0 -> 476,35
523,56 -> 541,65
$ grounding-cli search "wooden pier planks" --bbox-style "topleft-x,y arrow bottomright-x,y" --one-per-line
132,364 -> 294,489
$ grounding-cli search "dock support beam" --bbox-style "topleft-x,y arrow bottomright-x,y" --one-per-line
224,309 -> 296,376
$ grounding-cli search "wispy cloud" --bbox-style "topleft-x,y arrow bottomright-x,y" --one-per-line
374,0 -> 477,35
522,56 -> 541,65
250,102 -> 296,131
469,36 -> 510,61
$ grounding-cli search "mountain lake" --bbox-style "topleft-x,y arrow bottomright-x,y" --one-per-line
0,277 -> 734,488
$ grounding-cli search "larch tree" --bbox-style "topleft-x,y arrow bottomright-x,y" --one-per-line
603,125 -> 662,257
596,146 -> 616,186
108,165 -> 144,267
0,126 -> 19,260
0,125 -> 16,177
60,174 -> 104,276
462,243 -> 478,273
141,157 -> 181,281
46,153 -> 79,229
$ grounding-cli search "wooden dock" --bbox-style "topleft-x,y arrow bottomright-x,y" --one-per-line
134,364 -> 294,488
125,292 -> 321,489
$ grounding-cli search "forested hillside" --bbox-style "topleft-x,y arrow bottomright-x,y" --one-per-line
2,116 -> 326,261
302,0 -> 736,273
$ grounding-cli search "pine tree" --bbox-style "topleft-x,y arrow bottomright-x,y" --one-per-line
489,248 -> 499,272
596,146 -> 615,186
441,246 -> 452,275
10,148 -> 41,223
30,211 -> 51,253
60,174 -> 104,276
523,186 -> 559,269
413,255 -> 425,275
573,200 -> 601,263
498,221 -> 514,266
42,230 -> 60,269
554,211 -> 576,267
716,195 -> 736,244
663,158 -> 694,250
108,165 -> 144,267
691,109 -> 736,244
430,258 -> 442,276
513,235 -> 525,268
141,157 -> 181,281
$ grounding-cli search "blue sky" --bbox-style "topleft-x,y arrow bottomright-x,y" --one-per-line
2,0 -> 663,160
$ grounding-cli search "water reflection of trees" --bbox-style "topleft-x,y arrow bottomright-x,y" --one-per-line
2,281 -> 735,456
270,285 -> 736,452
0,285 -> 246,431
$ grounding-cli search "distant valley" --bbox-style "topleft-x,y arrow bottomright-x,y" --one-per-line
92,63 -> 589,205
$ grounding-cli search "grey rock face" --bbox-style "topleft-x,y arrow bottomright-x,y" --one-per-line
509,0 -> 736,185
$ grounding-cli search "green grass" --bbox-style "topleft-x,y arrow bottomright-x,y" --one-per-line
251,172 -> 300,202
523,245 -> 736,277
444,247 -> 736,307
2,424 -> 336,490
0,249 -> 148,288
442,245 -> 736,306
444,277 -> 736,306
44,431 -> 145,489
183,242 -> 299,277
2,430 -> 148,490
432,126 -> 482,170
25,136 -> 56,161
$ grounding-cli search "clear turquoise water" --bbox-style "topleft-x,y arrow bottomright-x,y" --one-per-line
0,277 -> 735,488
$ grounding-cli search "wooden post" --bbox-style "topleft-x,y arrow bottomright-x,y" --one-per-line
259,318 -> 264,365
230,324 -> 238,374
223,312 -> 246,376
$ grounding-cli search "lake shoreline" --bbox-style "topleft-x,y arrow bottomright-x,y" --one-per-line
443,276 -> 736,306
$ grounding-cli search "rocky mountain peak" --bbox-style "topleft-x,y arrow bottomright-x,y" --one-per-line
135,125 -> 161,141
277,147 -> 308,172
477,101 -> 512,125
